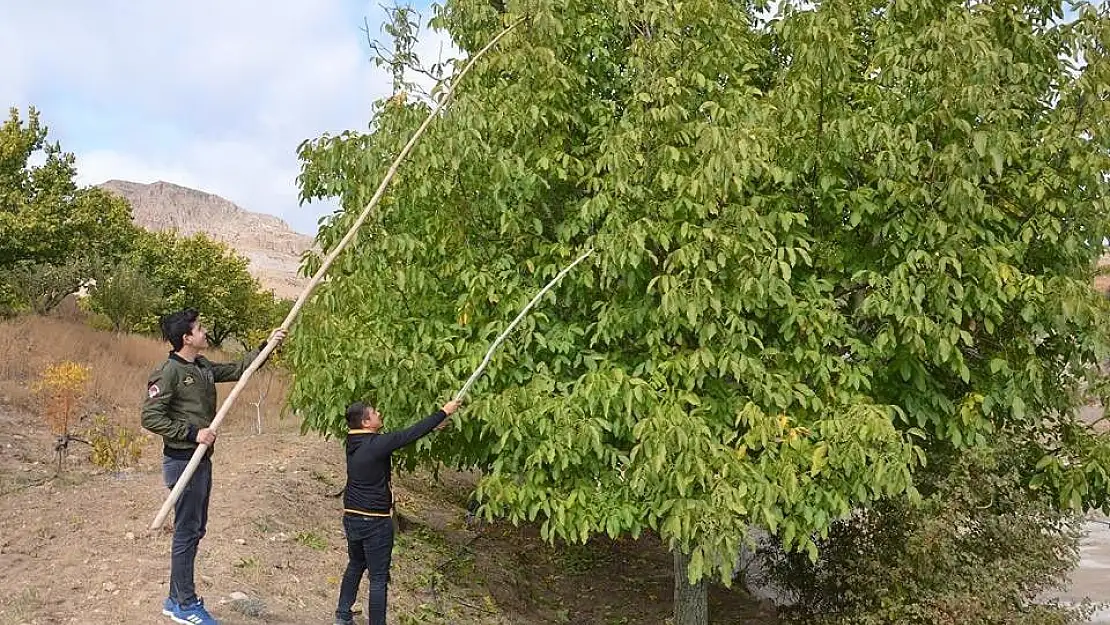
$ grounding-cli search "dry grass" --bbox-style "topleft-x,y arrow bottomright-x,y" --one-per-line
0,314 -> 292,437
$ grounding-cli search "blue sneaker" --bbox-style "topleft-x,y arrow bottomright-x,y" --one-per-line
169,597 -> 219,625
162,597 -> 178,617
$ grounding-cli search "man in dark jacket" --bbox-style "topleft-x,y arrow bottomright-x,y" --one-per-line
142,307 -> 285,625
334,397 -> 461,625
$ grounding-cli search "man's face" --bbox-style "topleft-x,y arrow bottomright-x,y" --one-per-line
364,406 -> 383,430
183,321 -> 209,351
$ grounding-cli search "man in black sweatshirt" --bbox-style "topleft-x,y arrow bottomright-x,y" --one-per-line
334,397 -> 461,625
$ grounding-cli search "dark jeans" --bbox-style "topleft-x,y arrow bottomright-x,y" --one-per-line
336,515 -> 394,625
162,455 -> 212,606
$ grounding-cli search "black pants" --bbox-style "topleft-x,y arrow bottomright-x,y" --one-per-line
336,515 -> 394,625
162,455 -> 212,606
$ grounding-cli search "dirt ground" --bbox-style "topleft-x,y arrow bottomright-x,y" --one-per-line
0,316 -> 770,624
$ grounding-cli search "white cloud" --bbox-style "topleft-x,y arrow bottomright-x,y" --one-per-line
0,0 -> 463,235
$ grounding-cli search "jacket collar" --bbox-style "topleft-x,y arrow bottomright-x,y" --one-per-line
169,352 -> 207,366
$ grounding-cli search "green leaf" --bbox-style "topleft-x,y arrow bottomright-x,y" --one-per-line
1034,455 -> 1055,471
973,132 -> 988,157
810,443 -> 829,477
990,149 -> 1005,177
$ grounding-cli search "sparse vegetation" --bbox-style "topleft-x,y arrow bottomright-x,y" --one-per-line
252,515 -> 280,535
85,414 -> 144,472
294,529 -> 328,551
234,556 -> 262,570
229,595 -> 268,618
4,587 -> 43,622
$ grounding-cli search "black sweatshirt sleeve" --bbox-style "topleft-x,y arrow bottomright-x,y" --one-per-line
376,410 -> 448,453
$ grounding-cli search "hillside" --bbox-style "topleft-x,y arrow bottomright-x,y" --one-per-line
98,180 -> 313,300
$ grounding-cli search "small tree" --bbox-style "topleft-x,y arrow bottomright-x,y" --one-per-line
85,414 -> 144,473
35,361 -> 91,471
246,368 -> 279,435
243,295 -> 292,435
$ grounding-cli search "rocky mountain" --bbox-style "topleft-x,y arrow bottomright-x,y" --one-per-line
98,180 -> 313,299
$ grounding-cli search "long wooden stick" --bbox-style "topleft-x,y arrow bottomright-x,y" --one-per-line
452,248 -> 593,403
149,20 -> 523,531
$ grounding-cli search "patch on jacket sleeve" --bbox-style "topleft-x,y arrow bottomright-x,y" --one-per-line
148,383 -> 161,398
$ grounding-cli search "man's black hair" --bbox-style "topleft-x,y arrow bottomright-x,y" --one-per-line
346,402 -> 370,429
160,308 -> 200,352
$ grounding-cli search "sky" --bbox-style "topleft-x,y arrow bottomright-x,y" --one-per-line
0,1 -> 457,235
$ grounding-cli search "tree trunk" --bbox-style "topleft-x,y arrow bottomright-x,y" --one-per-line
207,327 -> 228,347
674,547 -> 709,625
